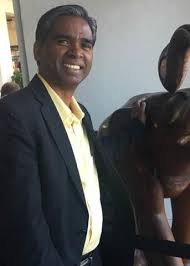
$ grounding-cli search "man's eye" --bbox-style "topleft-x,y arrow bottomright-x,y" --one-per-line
57,39 -> 69,46
82,42 -> 93,50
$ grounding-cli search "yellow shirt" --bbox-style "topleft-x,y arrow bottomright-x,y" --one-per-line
38,74 -> 103,255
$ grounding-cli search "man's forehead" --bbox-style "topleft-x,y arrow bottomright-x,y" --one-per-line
50,15 -> 92,38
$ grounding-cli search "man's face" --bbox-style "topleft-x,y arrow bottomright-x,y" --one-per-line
34,15 -> 93,90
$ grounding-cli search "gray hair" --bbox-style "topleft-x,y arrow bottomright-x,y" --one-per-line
35,5 -> 97,46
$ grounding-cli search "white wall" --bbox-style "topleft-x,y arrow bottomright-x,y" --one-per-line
12,0 -> 29,86
16,0 -> 190,224
18,0 -> 190,129
17,0 -> 190,222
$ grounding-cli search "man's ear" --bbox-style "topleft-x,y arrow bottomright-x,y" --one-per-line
33,41 -> 40,65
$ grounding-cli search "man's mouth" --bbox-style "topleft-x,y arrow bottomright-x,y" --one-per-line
64,64 -> 81,70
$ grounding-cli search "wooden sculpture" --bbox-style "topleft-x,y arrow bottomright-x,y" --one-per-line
99,25 -> 190,266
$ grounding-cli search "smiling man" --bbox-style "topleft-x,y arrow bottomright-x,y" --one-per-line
0,5 -> 135,266
34,12 -> 94,103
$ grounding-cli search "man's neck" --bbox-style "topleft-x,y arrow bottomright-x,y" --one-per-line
39,73 -> 76,107
52,87 -> 74,107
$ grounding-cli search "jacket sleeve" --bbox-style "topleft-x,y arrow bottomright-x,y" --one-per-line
0,103 -> 64,266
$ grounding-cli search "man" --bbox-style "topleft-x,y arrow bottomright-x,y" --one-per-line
0,5 -> 135,266
1,81 -> 20,97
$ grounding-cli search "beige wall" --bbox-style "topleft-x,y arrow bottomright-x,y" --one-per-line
0,0 -> 14,86
5,0 -> 18,46
7,19 -> 18,46
5,0 -> 14,13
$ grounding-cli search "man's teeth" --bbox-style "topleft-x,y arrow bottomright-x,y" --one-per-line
64,64 -> 80,70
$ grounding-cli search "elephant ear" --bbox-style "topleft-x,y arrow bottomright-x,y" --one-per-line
158,25 -> 190,93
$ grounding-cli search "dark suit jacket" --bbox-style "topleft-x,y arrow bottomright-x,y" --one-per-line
0,75 -> 135,266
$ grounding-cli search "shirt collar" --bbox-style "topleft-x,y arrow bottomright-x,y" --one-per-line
38,74 -> 84,126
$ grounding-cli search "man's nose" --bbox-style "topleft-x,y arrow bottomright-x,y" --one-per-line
67,43 -> 83,58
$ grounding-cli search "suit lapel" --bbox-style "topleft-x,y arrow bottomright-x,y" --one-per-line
30,75 -> 86,206
80,106 -> 97,156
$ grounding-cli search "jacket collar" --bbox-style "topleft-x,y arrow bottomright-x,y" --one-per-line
29,75 -> 90,207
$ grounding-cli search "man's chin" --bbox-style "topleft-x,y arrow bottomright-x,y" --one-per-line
59,76 -> 85,89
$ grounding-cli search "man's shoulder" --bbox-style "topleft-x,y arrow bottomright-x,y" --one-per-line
0,85 -> 33,113
0,74 -> 45,110
0,78 -> 42,125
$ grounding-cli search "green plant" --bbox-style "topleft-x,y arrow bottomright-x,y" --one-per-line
11,70 -> 23,88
